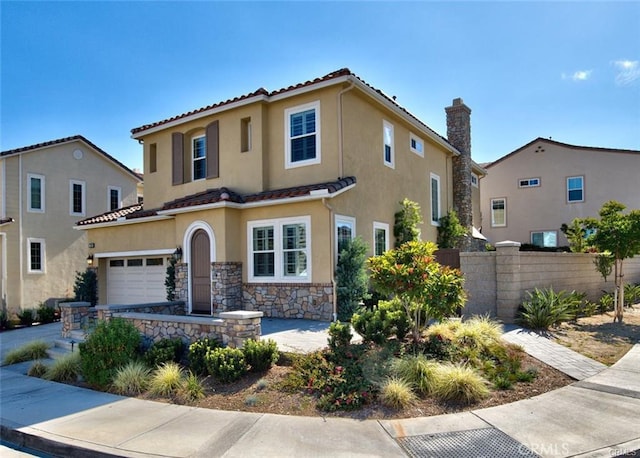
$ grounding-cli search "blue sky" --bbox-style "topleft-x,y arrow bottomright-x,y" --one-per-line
2,1 -> 639,171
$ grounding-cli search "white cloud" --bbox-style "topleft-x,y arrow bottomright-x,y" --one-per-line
613,60 -> 640,86
562,70 -> 592,82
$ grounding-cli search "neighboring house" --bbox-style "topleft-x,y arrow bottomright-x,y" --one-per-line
77,68 -> 485,321
481,137 -> 640,248
0,136 -> 142,316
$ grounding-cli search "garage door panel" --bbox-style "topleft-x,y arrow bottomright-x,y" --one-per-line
107,258 -> 167,305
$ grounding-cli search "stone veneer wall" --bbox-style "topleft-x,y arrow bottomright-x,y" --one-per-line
243,283 -> 334,321
174,263 -> 188,303
212,262 -> 242,313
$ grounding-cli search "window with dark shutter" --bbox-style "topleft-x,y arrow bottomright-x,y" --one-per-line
206,121 -> 219,179
172,132 -> 184,185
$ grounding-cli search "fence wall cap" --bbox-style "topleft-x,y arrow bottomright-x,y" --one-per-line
495,241 -> 522,248
219,311 -> 264,320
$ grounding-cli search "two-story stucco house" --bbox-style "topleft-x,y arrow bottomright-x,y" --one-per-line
481,137 -> 640,248
0,136 -> 142,316
77,69 -> 485,321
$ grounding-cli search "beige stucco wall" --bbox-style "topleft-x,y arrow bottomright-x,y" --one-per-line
0,140 -> 140,314
482,141 -> 640,246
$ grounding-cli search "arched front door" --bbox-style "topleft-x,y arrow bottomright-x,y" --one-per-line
190,229 -> 212,314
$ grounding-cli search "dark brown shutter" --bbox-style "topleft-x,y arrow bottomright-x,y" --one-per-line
172,132 -> 184,185
206,121 -> 219,179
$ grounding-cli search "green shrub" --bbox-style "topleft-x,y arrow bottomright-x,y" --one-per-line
0,310 -> 12,330
79,318 -> 142,388
327,321 -> 353,352
112,361 -> 151,395
205,347 -> 248,383
431,364 -> 489,403
188,337 -> 221,375
28,360 -> 48,378
244,395 -> 259,407
144,338 -> 185,367
37,303 -> 56,324
624,283 -> 640,305
393,354 -> 440,395
517,288 -> 577,330
598,292 -> 615,313
149,362 -> 184,397
74,269 -> 97,305
437,210 -> 467,249
17,308 -> 36,326
351,299 -> 410,344
2,340 -> 49,365
493,375 -> 513,390
242,339 -> 279,372
279,351 -> 331,392
336,237 -> 371,321
44,352 -> 81,383
380,377 -> 417,409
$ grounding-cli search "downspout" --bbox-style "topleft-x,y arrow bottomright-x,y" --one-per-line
18,154 -> 24,310
337,81 -> 355,179
322,198 -> 337,321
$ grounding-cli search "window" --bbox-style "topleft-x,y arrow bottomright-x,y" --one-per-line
519,177 -> 540,188
146,258 -> 164,266
285,101 -> 320,168
27,173 -> 45,212
531,231 -> 557,248
192,135 -> 206,180
471,173 -> 479,188
241,117 -> 252,153
109,259 -> 125,267
70,180 -> 85,216
410,133 -> 424,157
150,143 -> 157,173
27,238 -> 45,273
108,186 -> 121,211
430,173 -> 441,225
373,222 -> 389,256
335,216 -> 355,256
567,176 -> 584,202
383,120 -> 394,168
248,216 -> 311,282
491,198 -> 506,227
127,259 -> 143,267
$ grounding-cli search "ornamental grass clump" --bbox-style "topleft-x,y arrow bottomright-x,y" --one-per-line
2,340 -> 49,365
431,364 -> 489,403
112,361 -> 151,396
392,354 -> 440,395
44,352 -> 81,383
379,377 -> 417,409
149,362 -> 184,397
178,371 -> 205,402
27,360 -> 49,378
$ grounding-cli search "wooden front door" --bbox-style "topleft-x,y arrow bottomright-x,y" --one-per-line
190,229 -> 212,314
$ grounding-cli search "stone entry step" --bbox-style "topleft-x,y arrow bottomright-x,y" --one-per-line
47,330 -> 87,360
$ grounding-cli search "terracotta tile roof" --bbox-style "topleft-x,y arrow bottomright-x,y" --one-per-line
130,69 -> 451,149
1,135 -> 141,181
77,176 -> 356,227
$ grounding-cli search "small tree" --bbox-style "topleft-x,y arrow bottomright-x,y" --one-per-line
582,201 -> 640,323
165,256 -> 177,301
560,219 -> 588,253
368,240 -> 466,342
336,237 -> 370,321
74,269 -> 97,306
393,198 -> 422,248
437,210 -> 467,249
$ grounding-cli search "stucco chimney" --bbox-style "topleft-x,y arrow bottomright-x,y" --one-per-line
445,98 -> 473,250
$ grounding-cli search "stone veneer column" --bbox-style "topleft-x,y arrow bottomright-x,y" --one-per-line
212,262 -> 242,313
174,263 -> 188,302
495,241 -> 522,323
445,98 -> 474,251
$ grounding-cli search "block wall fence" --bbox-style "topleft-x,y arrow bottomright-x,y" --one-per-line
461,241 -> 640,323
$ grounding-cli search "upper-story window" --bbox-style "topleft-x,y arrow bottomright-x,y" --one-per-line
430,173 -> 441,225
108,186 -> 121,211
241,117 -> 252,153
192,135 -> 206,181
70,180 -> 85,216
27,173 -> 45,213
383,120 -> 395,168
409,133 -> 424,157
285,101 -> 321,168
519,177 -> 540,188
471,173 -> 479,188
491,198 -> 506,227
567,176 -> 584,203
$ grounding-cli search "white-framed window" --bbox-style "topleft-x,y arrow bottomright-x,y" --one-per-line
531,231 -> 557,248
27,173 -> 45,213
567,176 -> 584,203
383,120 -> 395,168
108,186 -> 121,211
285,101 -> 321,168
192,135 -> 206,181
335,215 -> 356,260
248,216 -> 311,282
373,222 -> 389,256
69,180 -> 86,216
409,133 -> 424,157
491,198 -> 506,227
519,177 -> 540,188
430,173 -> 441,225
27,238 -> 45,273
471,173 -> 479,188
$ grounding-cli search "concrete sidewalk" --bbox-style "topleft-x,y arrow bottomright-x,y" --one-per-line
1,322 -> 639,457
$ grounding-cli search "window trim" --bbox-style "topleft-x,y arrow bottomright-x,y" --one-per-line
490,197 -> 507,227
531,230 -> 558,248
383,120 -> 395,168
567,175 -> 584,203
108,186 -> 122,211
471,173 -> 479,188
409,133 -> 424,157
27,173 -> 45,213
373,221 -> 390,256
284,101 -> 321,169
27,238 -> 45,273
192,134 -> 207,181
335,215 -> 356,261
518,177 -> 541,188
430,173 -> 441,225
69,180 -> 86,216
247,216 -> 312,283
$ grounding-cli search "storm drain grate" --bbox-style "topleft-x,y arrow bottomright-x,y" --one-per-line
396,427 -> 540,458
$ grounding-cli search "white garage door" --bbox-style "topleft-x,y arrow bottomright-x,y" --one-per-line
107,257 -> 167,305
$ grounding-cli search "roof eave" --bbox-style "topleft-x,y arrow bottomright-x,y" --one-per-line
74,214 -> 172,230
